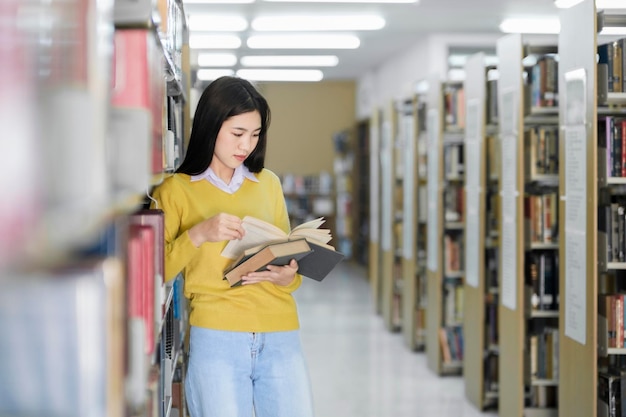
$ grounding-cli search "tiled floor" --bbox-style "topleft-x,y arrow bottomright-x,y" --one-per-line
295,261 -> 499,417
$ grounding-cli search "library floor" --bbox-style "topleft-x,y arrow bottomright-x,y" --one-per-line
295,261 -> 499,417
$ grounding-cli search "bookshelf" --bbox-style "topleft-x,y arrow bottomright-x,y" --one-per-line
281,172 -> 335,238
333,130 -> 355,259
354,119 -> 371,266
380,101 -> 402,331
558,2 -> 626,416
426,75 -> 465,375
462,52 -> 500,411
369,108 -> 383,314
0,1 -> 190,416
497,33 -> 560,417
402,92 -> 428,351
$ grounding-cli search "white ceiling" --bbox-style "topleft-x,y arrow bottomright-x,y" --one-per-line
182,0 -> 562,81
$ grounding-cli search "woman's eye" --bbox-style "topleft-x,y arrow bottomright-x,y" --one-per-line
233,133 -> 243,137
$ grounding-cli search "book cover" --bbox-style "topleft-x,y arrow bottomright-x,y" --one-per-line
224,239 -> 314,287
296,241 -> 345,282
130,209 -> 165,339
127,224 -> 155,355
221,216 -> 331,259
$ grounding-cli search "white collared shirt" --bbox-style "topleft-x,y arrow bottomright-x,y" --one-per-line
190,164 -> 259,194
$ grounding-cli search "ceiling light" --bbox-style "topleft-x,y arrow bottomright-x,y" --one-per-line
263,0 -> 416,3
188,15 -> 248,32
240,55 -> 339,67
236,69 -> 324,82
499,18 -> 560,34
189,35 -> 242,49
251,15 -> 385,31
198,53 -> 238,67
555,0 -> 626,8
448,54 -> 498,68
196,69 -> 236,81
184,0 -> 254,3
247,34 -> 360,49
597,0 -> 626,7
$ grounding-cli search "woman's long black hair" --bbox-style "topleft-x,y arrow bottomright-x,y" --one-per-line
176,76 -> 271,175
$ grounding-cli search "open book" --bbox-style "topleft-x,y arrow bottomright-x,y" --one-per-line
221,216 -> 344,286
224,239 -> 313,287
221,216 -> 332,259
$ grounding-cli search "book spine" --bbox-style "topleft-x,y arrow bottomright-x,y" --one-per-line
614,118 -> 622,178
622,120 -> 626,177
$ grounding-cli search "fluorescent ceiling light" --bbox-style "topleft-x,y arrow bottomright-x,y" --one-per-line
236,69 -> 324,82
241,55 -> 339,67
555,0 -> 626,8
597,0 -> 626,7
247,34 -> 360,49
499,18 -> 560,34
197,69 -> 235,81
188,15 -> 248,32
251,15 -> 385,31
448,54 -> 498,67
198,53 -> 238,67
184,0 -> 254,3
189,35 -> 242,49
263,0 -> 416,3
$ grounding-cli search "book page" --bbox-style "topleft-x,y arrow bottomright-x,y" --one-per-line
221,216 -> 330,259
292,217 -> 325,232
290,228 -> 332,245
221,217 -> 287,259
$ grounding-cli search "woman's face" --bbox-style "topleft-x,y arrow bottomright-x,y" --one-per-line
210,110 -> 261,182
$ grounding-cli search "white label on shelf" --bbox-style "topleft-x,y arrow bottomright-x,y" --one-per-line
381,120 -> 393,252
500,88 -> 518,310
403,113 -> 416,260
501,87 -> 517,136
369,119 -> 380,243
427,109 -> 440,272
465,99 -> 482,288
564,69 -> 587,345
563,71 -> 588,344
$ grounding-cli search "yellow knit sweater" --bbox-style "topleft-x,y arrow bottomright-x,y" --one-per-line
151,169 -> 302,332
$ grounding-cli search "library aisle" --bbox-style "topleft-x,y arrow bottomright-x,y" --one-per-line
295,261 -> 498,417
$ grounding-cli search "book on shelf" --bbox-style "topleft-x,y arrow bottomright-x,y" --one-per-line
127,223 -> 156,355
221,216 -> 344,287
598,370 -> 622,417
0,258 -> 125,417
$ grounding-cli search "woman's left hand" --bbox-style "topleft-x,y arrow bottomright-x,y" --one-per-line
241,259 -> 298,286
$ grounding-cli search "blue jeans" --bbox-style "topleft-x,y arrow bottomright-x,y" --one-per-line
185,327 -> 314,417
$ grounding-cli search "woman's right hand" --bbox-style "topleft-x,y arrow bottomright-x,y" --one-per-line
187,213 -> 245,247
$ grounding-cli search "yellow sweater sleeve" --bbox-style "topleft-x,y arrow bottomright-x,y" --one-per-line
151,176 -> 201,282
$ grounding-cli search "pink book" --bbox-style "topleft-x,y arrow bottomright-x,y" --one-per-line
112,29 -> 165,175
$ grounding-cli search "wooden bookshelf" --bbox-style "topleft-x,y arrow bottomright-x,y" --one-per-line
0,1 -> 190,416
333,129 -> 355,259
497,33 -> 560,417
426,75 -> 465,375
402,92 -> 428,351
462,52 -> 499,410
558,2 -> 626,416
369,108 -> 383,314
280,172 -> 336,243
354,120 -> 371,267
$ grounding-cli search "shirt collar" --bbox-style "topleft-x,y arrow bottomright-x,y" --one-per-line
190,164 -> 258,194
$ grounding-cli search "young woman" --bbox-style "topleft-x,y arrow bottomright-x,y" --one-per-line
151,76 -> 314,417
